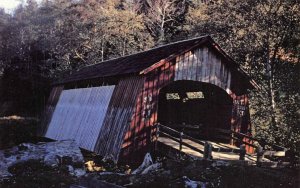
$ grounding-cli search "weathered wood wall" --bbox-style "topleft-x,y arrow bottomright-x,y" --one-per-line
173,47 -> 252,147
120,46 -> 253,161
174,47 -> 251,146
45,86 -> 115,151
39,86 -> 64,136
231,94 -> 253,152
174,47 -> 232,94
94,76 -> 144,161
120,61 -> 176,163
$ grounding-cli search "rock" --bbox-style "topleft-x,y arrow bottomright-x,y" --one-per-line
98,171 -> 126,176
161,169 -> 171,176
141,163 -> 162,174
0,140 -> 85,179
0,166 -> 12,178
0,153 -> 12,178
73,169 -> 87,177
183,176 -> 206,188
72,177 -> 124,188
132,153 -> 153,174
211,160 -> 230,167
43,140 -> 84,166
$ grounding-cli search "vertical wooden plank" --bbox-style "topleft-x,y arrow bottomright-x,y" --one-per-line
174,57 -> 179,80
226,71 -> 232,93
183,52 -> 189,80
211,53 -> 218,86
195,48 -> 201,82
216,56 -> 222,88
177,55 -> 183,80
39,86 -> 64,136
94,76 -> 144,162
190,50 -> 197,81
186,51 -> 191,80
208,50 -> 212,83
220,63 -> 225,89
202,47 -> 208,83
173,46 -> 235,94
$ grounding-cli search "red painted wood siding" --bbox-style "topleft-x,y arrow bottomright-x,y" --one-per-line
121,47 -> 253,161
94,76 -> 144,161
120,61 -> 176,163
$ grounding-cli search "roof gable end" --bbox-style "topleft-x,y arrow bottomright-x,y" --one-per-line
55,35 -> 258,89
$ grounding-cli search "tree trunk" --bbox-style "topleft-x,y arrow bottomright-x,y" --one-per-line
122,39 -> 126,56
266,45 -> 277,127
158,14 -> 165,44
269,71 -> 276,127
101,38 -> 104,62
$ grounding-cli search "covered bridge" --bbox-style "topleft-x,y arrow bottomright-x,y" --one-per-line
40,36 -> 258,163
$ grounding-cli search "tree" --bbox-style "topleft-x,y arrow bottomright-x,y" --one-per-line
185,0 -> 300,152
0,0 -> 155,116
86,0 -> 153,60
0,8 -> 10,74
139,0 -> 188,44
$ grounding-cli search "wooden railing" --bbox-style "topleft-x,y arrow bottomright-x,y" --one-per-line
212,127 -> 286,152
157,123 -> 205,155
154,123 -> 245,159
154,123 -> 287,161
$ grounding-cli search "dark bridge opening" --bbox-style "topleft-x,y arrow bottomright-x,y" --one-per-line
158,80 -> 233,142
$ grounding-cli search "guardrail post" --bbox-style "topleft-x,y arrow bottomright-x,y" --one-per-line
155,124 -> 160,151
179,132 -> 183,152
239,144 -> 246,160
256,145 -> 264,166
204,141 -> 212,160
230,132 -> 234,145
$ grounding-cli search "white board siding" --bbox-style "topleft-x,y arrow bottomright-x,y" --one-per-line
174,47 -> 232,93
45,86 -> 115,151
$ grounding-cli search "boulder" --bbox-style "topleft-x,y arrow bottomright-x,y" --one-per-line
0,140 -> 85,179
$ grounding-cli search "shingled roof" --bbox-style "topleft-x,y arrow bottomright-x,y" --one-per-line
56,35 -> 257,88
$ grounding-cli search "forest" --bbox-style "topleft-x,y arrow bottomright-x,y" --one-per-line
0,0 -> 299,156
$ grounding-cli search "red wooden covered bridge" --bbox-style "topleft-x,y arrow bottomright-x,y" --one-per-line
40,36 -> 258,163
